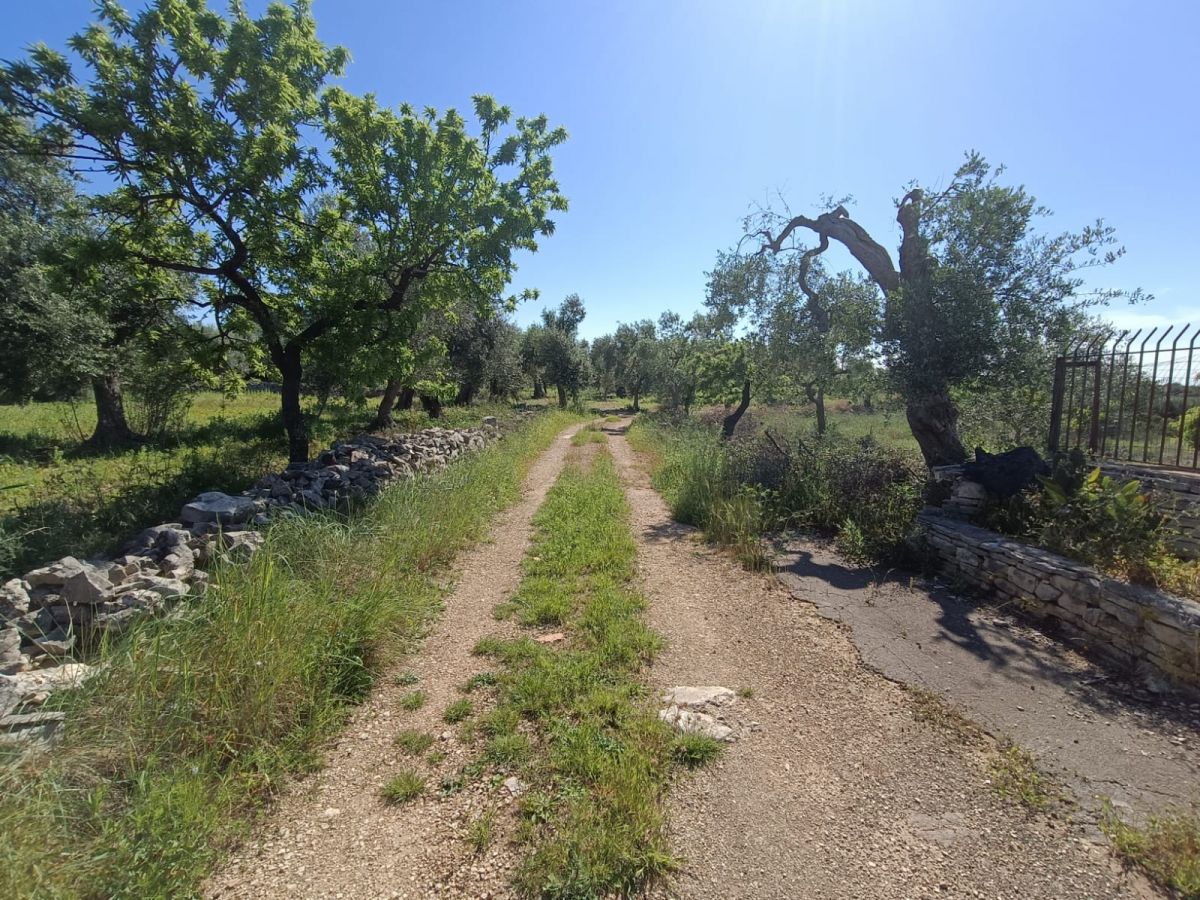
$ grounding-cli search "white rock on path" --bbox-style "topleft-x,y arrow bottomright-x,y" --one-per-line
661,685 -> 736,709
658,705 -> 735,741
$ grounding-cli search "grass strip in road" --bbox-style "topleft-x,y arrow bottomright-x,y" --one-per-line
0,410 -> 580,899
474,446 -> 716,898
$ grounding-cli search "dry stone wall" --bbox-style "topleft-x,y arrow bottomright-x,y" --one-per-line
920,510 -> 1200,693
0,420 -> 502,744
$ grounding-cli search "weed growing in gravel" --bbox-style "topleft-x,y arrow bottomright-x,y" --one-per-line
394,729 -> 435,756
485,732 -> 532,767
1102,802 -> 1200,896
491,601 -> 517,620
736,685 -> 754,699
0,410 -> 581,898
381,770 -> 425,804
393,671 -> 420,686
468,809 -> 497,855
989,741 -> 1058,810
399,690 -> 427,711
475,450 -> 681,898
425,750 -> 446,765
671,733 -> 724,768
907,686 -> 983,745
443,698 -> 474,723
462,672 -> 499,692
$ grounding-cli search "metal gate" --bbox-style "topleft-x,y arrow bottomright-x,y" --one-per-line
1048,324 -> 1200,470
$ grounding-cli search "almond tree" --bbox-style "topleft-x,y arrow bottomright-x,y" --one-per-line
1,0 -> 566,461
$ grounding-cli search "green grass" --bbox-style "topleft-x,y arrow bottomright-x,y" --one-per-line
989,741 -> 1059,810
570,423 -> 607,445
399,690 -> 427,711
473,448 -> 689,898
443,698 -> 474,723
1103,804 -> 1200,898
0,409 -> 579,899
627,417 -> 771,570
0,390 -> 519,578
394,729 -> 435,756
670,733 -> 724,769
462,671 -> 498,692
381,770 -> 426,804
468,809 -> 497,855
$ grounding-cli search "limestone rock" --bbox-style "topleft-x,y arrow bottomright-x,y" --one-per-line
24,557 -> 86,589
180,492 -> 257,526
662,686 -> 736,709
658,705 -> 735,741
0,663 -> 92,718
0,579 -> 31,620
0,626 -> 23,674
117,576 -> 189,600
61,566 -> 114,606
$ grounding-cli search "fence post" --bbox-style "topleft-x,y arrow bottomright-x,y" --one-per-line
1048,355 -> 1067,453
1088,357 -> 1103,453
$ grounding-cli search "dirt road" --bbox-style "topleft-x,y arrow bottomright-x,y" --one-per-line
208,422 -> 586,900
604,419 -> 1153,899
211,419 -> 1159,898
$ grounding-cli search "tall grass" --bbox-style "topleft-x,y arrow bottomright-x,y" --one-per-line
0,410 -> 578,899
628,414 -> 925,568
473,449 -> 713,897
627,418 -> 772,569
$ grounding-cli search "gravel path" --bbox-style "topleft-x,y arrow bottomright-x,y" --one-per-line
207,422 -> 584,900
605,420 -> 1156,900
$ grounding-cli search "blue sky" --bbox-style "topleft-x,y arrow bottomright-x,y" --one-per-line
4,0 -> 1198,340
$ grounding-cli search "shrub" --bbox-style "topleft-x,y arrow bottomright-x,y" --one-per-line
381,770 -> 425,804
634,415 -> 924,567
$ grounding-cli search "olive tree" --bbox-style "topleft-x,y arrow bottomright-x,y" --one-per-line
752,153 -> 1140,466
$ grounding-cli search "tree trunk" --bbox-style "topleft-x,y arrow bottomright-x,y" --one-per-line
371,378 -> 403,430
556,383 -> 567,409
722,379 -> 751,439
815,384 -> 827,435
455,381 -> 476,406
420,393 -> 443,419
532,378 -> 546,400
397,386 -> 415,411
86,373 -> 138,448
905,386 -> 968,467
280,349 -> 310,463
632,389 -> 640,413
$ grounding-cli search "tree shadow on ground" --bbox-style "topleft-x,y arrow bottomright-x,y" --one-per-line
778,540 -> 1200,736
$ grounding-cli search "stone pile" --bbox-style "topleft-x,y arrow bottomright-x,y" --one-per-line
0,421 -> 501,743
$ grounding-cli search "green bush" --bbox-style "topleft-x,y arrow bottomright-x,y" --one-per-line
631,416 -> 924,567
981,451 -> 1200,599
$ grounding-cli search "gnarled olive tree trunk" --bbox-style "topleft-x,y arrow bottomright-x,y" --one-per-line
760,194 -> 968,467
371,378 -> 403,430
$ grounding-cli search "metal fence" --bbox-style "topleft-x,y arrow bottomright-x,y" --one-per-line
1048,324 -> 1200,470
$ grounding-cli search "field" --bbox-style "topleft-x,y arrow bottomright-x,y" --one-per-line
0,391 -> 513,579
